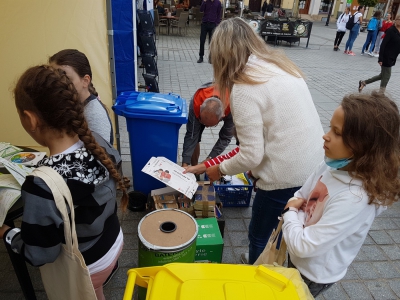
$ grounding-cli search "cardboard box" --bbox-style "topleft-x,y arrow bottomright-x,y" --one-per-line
151,186 -> 194,216
194,181 -> 216,218
195,218 -> 224,263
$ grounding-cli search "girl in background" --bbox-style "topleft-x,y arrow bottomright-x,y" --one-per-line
373,13 -> 393,57
0,65 -> 128,300
282,92 -> 400,297
361,11 -> 382,56
334,7 -> 350,51
49,49 -> 114,145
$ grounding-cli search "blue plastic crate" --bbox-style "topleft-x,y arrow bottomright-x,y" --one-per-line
211,173 -> 253,207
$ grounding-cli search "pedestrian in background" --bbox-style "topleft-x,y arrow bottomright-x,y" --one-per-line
261,0 -> 267,17
197,0 -> 221,63
334,7 -> 350,51
359,14 -> 400,93
361,11 -> 382,56
344,6 -> 364,56
373,13 -> 393,57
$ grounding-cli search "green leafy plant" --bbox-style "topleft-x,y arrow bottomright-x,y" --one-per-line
358,0 -> 379,8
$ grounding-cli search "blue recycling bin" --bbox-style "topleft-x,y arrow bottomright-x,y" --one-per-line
113,91 -> 187,195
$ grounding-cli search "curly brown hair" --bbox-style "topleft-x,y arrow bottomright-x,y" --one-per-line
341,91 -> 400,206
14,65 -> 128,210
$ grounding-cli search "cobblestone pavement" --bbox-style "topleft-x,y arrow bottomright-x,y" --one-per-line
1,20 -> 400,300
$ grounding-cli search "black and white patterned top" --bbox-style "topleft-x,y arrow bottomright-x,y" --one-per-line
37,146 -> 108,184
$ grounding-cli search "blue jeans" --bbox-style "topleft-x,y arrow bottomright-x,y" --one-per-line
248,186 -> 301,264
345,24 -> 360,51
362,30 -> 378,53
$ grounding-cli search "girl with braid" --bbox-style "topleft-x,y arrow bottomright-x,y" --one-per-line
0,65 -> 128,300
49,49 -> 114,144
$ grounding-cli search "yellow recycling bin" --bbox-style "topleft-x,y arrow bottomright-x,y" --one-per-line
123,263 -> 305,300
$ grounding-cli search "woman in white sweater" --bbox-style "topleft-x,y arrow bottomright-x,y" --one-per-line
206,18 -> 324,264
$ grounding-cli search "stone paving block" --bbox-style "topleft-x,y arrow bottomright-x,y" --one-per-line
360,245 -> 388,261
363,234 -> 375,245
368,230 -> 395,245
364,280 -> 398,299
387,230 -> 400,244
227,231 -> 249,247
388,279 -> 400,298
244,218 -> 251,230
372,261 -> 400,279
321,283 -> 350,300
108,267 -> 130,289
121,219 -> 140,235
353,248 -> 370,262
391,218 -> 400,228
352,262 -> 380,280
223,234 -> 232,246
221,247 -> 236,264
222,207 -> 246,219
225,218 -> 247,232
124,234 -> 139,250
232,246 -> 249,264
119,250 -> 138,269
381,245 -> 400,260
371,218 -> 399,230
341,282 -> 374,300
342,266 -> 360,280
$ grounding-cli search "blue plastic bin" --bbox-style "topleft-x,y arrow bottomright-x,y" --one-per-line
113,92 -> 187,195
207,173 -> 253,207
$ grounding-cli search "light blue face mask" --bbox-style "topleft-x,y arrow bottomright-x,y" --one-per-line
324,156 -> 352,169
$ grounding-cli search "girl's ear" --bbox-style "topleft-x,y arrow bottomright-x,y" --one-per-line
21,110 -> 41,132
82,74 -> 91,89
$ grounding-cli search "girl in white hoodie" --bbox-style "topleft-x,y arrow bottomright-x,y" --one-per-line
334,7 -> 350,51
282,92 -> 400,297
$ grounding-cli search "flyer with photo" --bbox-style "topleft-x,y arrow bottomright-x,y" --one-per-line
142,157 -> 198,199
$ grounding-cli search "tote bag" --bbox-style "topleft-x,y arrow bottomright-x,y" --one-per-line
254,218 -> 287,266
31,166 -> 97,300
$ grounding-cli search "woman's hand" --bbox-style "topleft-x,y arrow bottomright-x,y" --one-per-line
0,225 -> 11,239
284,197 -> 306,210
206,165 -> 221,182
183,164 -> 206,174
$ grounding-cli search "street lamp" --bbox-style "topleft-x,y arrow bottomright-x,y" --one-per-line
325,0 -> 334,25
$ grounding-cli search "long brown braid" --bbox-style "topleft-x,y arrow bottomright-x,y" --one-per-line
14,65 -> 128,210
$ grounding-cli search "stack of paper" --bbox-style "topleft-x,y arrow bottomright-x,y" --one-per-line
0,143 -> 22,159
0,157 -> 34,226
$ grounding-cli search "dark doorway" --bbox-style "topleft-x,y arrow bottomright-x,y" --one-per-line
299,0 -> 310,14
249,0 -> 262,12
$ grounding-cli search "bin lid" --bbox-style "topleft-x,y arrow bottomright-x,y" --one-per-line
128,263 -> 303,300
124,92 -> 183,115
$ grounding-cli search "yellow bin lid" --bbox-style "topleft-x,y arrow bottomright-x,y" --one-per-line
124,263 -> 301,300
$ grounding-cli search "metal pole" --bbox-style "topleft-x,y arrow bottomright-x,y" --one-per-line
325,0 -> 334,26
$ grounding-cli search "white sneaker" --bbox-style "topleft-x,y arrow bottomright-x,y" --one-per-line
241,253 -> 249,264
367,52 -> 374,57
373,53 -> 379,57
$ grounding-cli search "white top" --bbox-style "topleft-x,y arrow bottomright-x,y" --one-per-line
337,13 -> 350,32
219,55 -> 324,191
354,12 -> 362,24
283,161 -> 385,283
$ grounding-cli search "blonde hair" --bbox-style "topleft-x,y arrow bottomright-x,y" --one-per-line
210,17 -> 304,104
